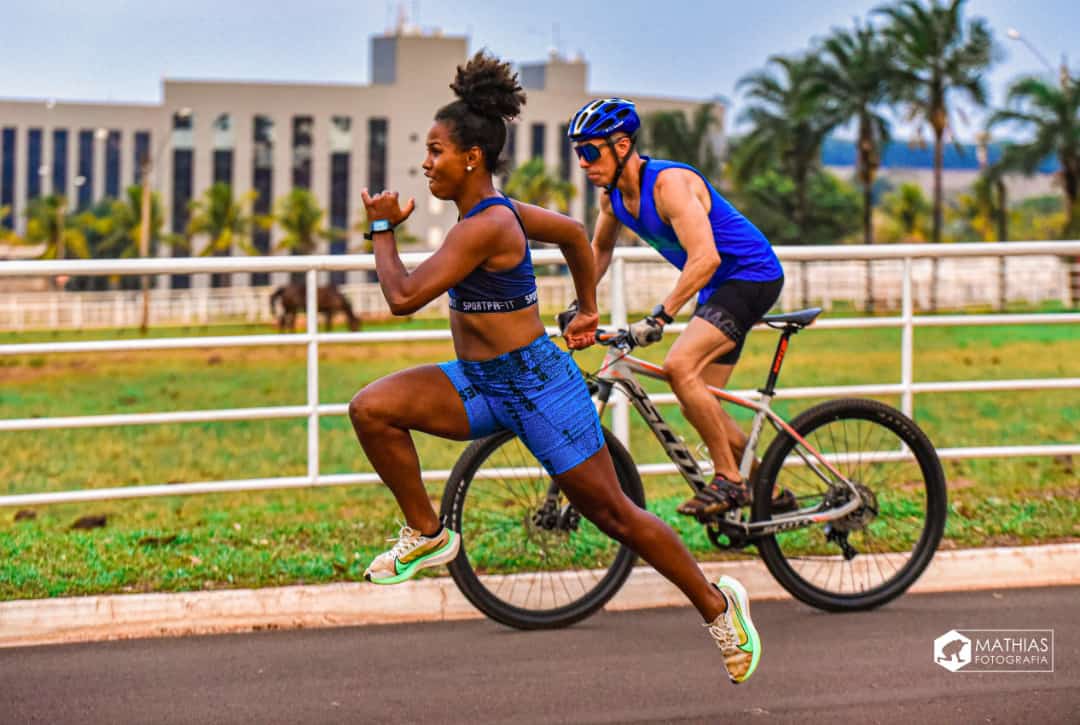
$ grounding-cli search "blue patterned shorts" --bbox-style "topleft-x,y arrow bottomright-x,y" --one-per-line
438,335 -> 604,476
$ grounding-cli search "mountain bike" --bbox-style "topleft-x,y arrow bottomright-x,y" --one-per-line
439,307 -> 947,630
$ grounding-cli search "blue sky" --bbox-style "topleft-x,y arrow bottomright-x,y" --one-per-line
2,1 -> 1076,141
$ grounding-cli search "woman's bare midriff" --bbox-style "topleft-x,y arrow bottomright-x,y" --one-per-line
449,307 -> 547,361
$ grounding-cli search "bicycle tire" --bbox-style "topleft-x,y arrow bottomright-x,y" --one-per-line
752,398 -> 947,612
440,426 -> 645,630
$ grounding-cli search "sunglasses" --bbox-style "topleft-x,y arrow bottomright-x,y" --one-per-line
573,143 -> 604,164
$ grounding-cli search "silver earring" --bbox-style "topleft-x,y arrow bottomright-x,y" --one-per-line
466,165 -> 473,171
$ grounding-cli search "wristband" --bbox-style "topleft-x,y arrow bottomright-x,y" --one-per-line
650,303 -> 674,325
364,218 -> 394,240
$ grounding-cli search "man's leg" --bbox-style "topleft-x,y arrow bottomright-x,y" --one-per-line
664,317 -> 741,481
700,362 -> 752,477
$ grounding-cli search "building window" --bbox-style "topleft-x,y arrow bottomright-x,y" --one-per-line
2,128 -> 16,228
134,131 -> 151,185
292,116 -> 313,190
252,114 -> 274,286
559,123 -> 571,182
171,112 -> 194,288
368,117 -> 388,193
211,150 -> 232,187
531,123 -> 545,160
77,130 -> 94,209
212,114 -> 233,188
171,149 -> 193,286
27,128 -> 42,200
207,114 -> 236,287
105,130 -> 121,199
329,115 -> 352,285
52,129 -> 68,197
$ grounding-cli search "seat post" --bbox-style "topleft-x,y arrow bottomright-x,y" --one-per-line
760,325 -> 797,396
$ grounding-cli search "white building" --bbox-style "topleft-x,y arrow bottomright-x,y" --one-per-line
0,29 -> 710,288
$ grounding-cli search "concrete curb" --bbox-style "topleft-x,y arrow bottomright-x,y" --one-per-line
3,543 -> 1079,648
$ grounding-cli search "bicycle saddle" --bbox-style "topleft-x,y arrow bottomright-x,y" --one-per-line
761,307 -> 822,328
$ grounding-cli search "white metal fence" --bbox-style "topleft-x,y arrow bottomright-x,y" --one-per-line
1,242 -> 1078,508
1,253 -> 1073,331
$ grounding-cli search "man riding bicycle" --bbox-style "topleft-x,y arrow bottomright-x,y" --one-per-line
565,97 -> 793,517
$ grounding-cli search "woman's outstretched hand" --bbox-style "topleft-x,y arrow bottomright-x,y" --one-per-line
361,188 -> 416,228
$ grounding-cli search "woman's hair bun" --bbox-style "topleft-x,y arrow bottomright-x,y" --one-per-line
450,51 -> 526,122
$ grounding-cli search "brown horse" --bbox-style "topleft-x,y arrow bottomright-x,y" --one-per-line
269,283 -> 361,332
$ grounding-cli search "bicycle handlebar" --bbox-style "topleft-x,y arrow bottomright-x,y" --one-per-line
594,328 -> 635,349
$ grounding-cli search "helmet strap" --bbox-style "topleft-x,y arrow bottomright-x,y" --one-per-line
603,134 -> 637,194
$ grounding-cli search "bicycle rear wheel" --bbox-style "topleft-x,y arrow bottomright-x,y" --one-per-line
440,427 -> 644,630
752,398 -> 946,612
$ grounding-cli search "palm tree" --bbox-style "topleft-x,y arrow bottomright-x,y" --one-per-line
266,189 -> 331,283
989,74 -> 1080,301
187,183 -> 258,255
816,21 -> 895,246
643,103 -> 722,179
98,185 -> 165,260
0,206 -> 16,246
24,194 -> 91,262
875,0 -> 997,246
988,76 -> 1080,234
186,183 -> 258,287
880,182 -> 932,241
735,54 -> 840,238
270,189 -> 330,255
504,158 -> 576,213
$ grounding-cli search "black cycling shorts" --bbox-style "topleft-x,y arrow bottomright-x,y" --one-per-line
692,277 -> 784,365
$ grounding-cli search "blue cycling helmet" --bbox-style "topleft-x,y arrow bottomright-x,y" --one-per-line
567,98 -> 640,141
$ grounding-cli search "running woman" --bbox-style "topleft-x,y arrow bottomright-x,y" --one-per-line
565,98 -> 792,519
349,54 -> 760,683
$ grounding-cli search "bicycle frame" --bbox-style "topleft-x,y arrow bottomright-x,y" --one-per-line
587,327 -> 864,537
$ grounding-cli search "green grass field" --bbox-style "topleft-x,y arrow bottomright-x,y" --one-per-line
1,315 -> 1078,600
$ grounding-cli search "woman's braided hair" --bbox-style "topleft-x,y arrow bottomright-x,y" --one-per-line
435,51 -> 526,174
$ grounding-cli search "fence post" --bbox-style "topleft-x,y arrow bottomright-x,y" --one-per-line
901,256 -> 914,418
800,260 -> 809,309
306,269 -> 320,483
611,257 -> 630,448
998,256 -> 1007,311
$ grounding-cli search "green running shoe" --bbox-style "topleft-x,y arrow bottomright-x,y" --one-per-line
707,575 -> 762,684
364,526 -> 461,585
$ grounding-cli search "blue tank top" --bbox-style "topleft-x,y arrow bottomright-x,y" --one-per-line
610,157 -> 783,302
447,195 -> 538,313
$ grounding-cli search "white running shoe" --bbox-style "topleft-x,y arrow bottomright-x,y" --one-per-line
705,575 -> 762,684
363,526 -> 461,585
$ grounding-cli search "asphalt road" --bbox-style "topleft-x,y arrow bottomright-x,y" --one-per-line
2,586 -> 1077,724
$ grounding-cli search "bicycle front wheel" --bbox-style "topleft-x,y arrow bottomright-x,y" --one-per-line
752,398 -> 946,612
440,427 -> 644,630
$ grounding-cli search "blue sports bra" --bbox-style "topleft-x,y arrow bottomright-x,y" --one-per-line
447,195 -> 538,313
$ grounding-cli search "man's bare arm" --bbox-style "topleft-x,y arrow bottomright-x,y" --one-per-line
653,170 -> 719,317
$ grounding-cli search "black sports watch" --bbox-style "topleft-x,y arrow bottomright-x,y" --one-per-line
650,303 -> 674,325
364,218 -> 394,240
